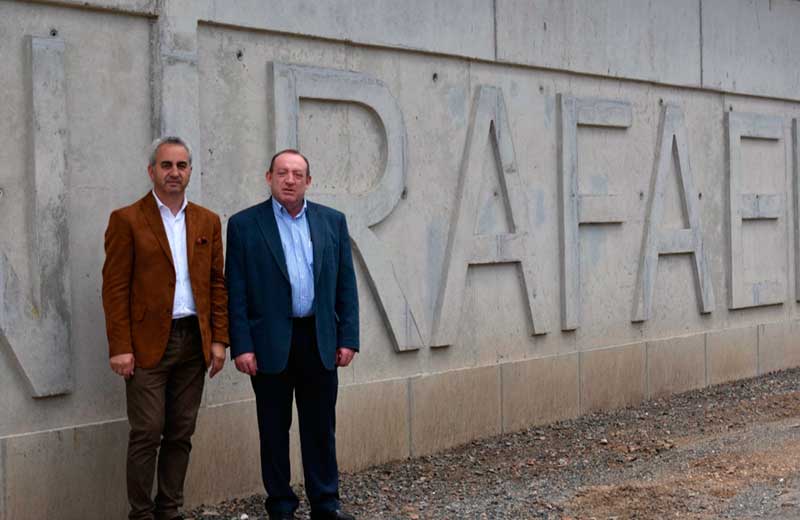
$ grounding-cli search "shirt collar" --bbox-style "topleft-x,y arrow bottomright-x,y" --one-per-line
271,197 -> 307,220
152,190 -> 187,215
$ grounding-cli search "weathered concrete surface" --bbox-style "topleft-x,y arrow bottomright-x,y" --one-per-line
558,95 -> 632,331
0,35 -> 73,398
23,0 -> 156,14
501,354 -> 579,433
336,379 -> 410,472
707,326 -> 759,386
183,401 -> 263,507
1,1 -> 800,519
1,420 -> 129,519
632,102 -> 715,322
580,343 -> 646,413
757,321 -> 796,375
646,334 -> 707,399
204,0 -> 495,61
153,0 -> 203,202
725,111 -> 786,309
702,0 -> 800,101
0,0 -> 151,435
410,367 -> 501,457
496,0 -> 701,87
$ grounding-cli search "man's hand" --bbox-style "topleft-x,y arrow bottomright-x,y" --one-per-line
110,353 -> 135,379
234,352 -> 258,376
209,342 -> 226,378
336,347 -> 356,367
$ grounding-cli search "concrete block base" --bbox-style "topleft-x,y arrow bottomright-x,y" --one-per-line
707,326 -> 758,385
580,343 -> 646,413
646,334 -> 707,398
501,354 -> 579,433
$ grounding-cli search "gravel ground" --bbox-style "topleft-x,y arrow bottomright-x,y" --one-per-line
187,368 -> 800,520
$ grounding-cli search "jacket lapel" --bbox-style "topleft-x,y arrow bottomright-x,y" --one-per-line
185,202 -> 198,276
140,192 -> 174,268
307,202 -> 324,284
256,199 -> 290,282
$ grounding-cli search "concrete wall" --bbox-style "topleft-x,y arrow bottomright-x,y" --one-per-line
2,0 -> 800,517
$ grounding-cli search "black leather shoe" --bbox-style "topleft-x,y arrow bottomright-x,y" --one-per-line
268,513 -> 295,520
310,510 -> 356,520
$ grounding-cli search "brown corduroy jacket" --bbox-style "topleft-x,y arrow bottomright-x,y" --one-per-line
102,192 -> 229,368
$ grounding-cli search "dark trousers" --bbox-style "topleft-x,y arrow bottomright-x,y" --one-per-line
125,316 -> 205,520
251,316 -> 340,516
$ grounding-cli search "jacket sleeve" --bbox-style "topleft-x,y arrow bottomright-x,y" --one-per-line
102,210 -> 134,358
335,213 -> 360,350
225,216 -> 255,358
210,214 -> 230,345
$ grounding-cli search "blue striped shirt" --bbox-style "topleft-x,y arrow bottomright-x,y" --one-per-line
272,198 -> 315,317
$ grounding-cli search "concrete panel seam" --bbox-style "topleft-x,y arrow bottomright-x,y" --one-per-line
20,0 -> 158,16
577,349 -> 583,413
492,0 -> 498,62
704,329 -> 710,386
643,341 -> 649,401
699,0 -> 704,87
0,417 -> 127,441
0,438 -> 6,520
498,364 -> 504,434
757,323 -> 762,375
152,5 -> 203,203
406,377 -> 414,459
195,17 -> 800,102
201,397 -> 256,409
793,119 -> 800,301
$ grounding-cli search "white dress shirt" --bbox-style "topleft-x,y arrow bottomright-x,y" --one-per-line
153,191 -> 197,319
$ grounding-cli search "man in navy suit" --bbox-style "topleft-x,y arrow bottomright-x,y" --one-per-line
226,149 -> 359,520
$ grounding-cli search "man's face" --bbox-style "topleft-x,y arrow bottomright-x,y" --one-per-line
267,152 -> 311,210
148,143 -> 191,199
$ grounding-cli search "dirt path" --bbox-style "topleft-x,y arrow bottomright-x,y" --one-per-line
189,368 -> 800,519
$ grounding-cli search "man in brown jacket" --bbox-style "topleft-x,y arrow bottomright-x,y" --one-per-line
102,136 -> 229,520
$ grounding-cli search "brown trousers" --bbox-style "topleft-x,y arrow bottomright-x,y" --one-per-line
125,316 -> 205,520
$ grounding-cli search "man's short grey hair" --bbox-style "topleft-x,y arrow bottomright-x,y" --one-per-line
148,136 -> 193,167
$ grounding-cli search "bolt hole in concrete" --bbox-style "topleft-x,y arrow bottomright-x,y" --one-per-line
432,72 -> 438,82
50,28 -> 58,36
698,192 -> 703,199
236,49 -> 244,60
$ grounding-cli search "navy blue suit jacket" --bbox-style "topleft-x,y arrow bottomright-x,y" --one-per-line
225,198 -> 359,373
